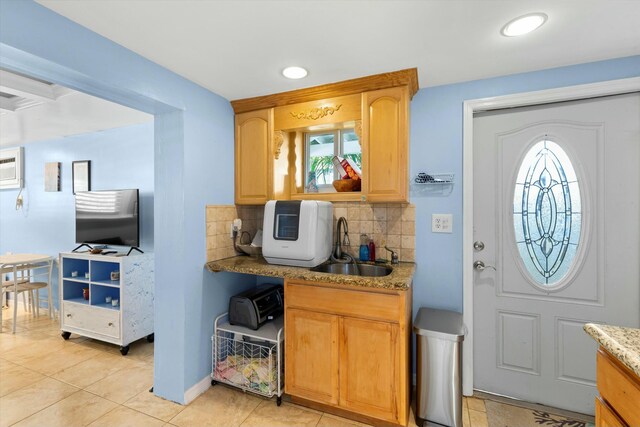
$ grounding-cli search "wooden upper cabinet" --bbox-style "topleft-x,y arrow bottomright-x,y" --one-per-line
362,86 -> 409,203
235,109 -> 273,204
232,69 -> 417,204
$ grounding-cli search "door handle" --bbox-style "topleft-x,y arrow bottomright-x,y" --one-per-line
474,260 -> 496,271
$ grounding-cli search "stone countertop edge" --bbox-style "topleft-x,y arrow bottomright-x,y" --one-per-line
205,256 -> 415,290
584,323 -> 640,378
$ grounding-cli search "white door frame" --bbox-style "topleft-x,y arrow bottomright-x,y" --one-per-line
462,76 -> 640,396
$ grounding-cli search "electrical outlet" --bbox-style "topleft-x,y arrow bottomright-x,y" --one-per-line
432,214 -> 453,233
230,218 -> 242,237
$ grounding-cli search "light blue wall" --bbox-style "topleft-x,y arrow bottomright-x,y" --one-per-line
3,0 -> 639,404
0,123 -> 154,308
0,0 -> 254,403
409,55 -> 640,314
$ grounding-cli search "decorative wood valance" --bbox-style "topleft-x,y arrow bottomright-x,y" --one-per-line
231,68 -> 418,114
289,104 -> 342,121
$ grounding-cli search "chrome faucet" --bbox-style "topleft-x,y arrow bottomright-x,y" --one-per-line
331,217 -> 353,264
384,246 -> 399,264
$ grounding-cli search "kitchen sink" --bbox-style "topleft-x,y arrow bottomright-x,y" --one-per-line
310,263 -> 393,277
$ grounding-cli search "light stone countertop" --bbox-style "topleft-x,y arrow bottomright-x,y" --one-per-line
584,323 -> 640,377
205,256 -> 415,291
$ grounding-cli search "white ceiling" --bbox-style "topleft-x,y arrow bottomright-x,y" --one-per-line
36,0 -> 640,101
0,70 -> 152,147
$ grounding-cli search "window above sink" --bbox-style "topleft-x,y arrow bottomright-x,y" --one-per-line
305,128 -> 361,190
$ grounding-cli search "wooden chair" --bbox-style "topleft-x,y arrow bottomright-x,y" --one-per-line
1,259 -> 53,332
21,260 -> 54,318
1,272 -> 29,309
1,265 -> 32,330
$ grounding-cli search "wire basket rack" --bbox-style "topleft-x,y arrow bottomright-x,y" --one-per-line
211,313 -> 284,405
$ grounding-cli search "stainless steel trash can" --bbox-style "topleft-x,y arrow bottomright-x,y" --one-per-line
414,307 -> 465,427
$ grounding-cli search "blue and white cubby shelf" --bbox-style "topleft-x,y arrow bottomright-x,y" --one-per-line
59,251 -> 154,355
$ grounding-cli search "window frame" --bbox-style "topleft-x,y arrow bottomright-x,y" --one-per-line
509,137 -> 587,293
304,128 -> 359,188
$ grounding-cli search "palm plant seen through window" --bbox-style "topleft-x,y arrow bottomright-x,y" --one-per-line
306,129 -> 361,187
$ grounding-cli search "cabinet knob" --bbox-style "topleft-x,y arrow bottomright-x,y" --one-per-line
66,314 -> 72,318
108,322 -> 114,326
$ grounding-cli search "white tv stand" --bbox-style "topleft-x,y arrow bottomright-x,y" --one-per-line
59,252 -> 154,355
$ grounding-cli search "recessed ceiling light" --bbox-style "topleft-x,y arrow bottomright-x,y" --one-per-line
501,13 -> 547,37
282,66 -> 308,79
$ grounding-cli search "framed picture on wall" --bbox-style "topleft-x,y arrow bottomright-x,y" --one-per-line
72,160 -> 91,194
45,162 -> 61,192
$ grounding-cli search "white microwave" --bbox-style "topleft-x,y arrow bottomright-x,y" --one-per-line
262,200 -> 333,267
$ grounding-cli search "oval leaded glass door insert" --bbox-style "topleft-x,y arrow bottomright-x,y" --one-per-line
513,139 -> 581,286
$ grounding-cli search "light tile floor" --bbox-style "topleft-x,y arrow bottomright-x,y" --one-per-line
2,305 -> 573,427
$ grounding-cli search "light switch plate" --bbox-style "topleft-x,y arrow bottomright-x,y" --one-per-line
432,214 -> 453,233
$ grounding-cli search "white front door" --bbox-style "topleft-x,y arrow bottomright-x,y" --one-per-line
472,93 -> 640,414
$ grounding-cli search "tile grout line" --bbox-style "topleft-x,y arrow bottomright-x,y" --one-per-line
88,403 -> 122,426
7,388 -> 84,427
9,341 -> 128,392
122,389 -> 186,424
7,311 -> 368,427
236,398 -> 267,427
4,357 -> 155,425
1,342 -> 81,399
2,314 -> 158,426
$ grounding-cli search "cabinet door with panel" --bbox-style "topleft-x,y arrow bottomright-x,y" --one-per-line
285,307 -> 340,405
235,108 -> 273,204
595,348 -> 640,427
339,317 -> 400,423
595,398 -> 625,427
285,280 -> 411,426
362,86 -> 409,203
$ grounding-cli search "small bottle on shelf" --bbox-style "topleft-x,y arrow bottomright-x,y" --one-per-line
359,234 -> 369,262
368,239 -> 376,262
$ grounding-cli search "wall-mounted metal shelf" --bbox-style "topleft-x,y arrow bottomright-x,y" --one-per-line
413,173 -> 454,185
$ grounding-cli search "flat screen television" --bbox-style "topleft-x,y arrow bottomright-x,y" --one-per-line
75,189 -> 139,247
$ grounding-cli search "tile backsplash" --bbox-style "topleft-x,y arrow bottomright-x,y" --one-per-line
205,205 -> 264,262
205,202 -> 415,262
331,202 -> 415,262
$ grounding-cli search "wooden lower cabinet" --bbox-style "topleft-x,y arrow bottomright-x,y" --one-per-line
285,279 -> 411,427
339,317 -> 400,421
285,308 -> 340,405
595,397 -> 625,427
595,347 -> 640,427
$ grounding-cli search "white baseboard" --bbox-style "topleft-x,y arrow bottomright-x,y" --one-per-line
184,374 -> 211,404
